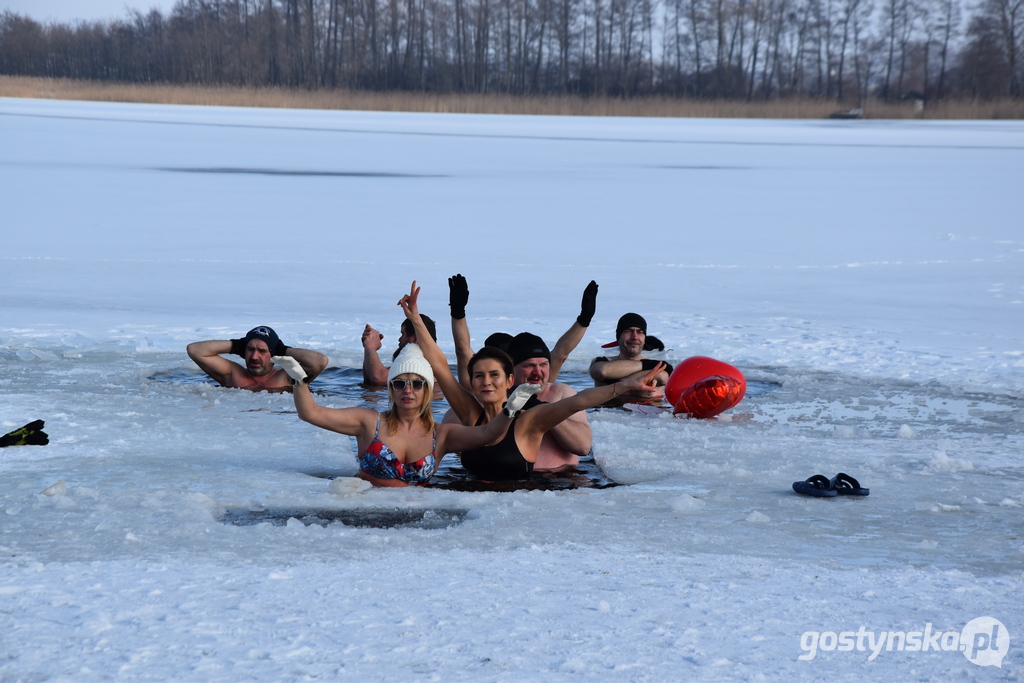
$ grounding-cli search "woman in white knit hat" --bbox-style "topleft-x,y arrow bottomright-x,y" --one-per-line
277,343 -> 540,487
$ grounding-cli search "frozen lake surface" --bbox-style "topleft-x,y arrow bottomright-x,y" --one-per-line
1,98 -> 1022,680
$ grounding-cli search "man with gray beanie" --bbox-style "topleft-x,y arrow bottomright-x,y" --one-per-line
187,326 -> 329,392
589,313 -> 672,406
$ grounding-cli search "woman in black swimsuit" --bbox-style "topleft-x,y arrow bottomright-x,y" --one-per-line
399,282 -> 662,480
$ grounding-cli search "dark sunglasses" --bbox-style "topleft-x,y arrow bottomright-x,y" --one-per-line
390,378 -> 426,392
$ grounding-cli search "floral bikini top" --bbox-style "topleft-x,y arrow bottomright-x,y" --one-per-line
357,414 -> 438,485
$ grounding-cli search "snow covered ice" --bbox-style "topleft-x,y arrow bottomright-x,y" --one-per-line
1,97 -> 1022,680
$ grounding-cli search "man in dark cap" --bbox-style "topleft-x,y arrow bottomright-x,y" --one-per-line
589,313 -> 672,406
187,326 -> 329,392
505,331 -> 592,472
361,315 -> 438,387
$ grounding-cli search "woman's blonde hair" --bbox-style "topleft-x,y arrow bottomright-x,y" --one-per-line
382,379 -> 436,435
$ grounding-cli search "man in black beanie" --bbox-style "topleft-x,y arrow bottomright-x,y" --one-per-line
187,326 -> 329,392
589,313 -> 672,406
505,331 -> 592,472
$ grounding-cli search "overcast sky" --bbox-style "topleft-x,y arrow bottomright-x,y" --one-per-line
0,0 -> 178,23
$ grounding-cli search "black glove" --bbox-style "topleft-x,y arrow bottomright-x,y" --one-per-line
229,338 -> 247,357
449,274 -> 469,320
644,335 -> 665,352
577,280 -> 598,327
640,358 -> 673,376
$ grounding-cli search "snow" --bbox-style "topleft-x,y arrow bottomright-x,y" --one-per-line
1,97 -> 1022,680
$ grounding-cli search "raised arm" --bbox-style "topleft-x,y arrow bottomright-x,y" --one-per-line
186,339 -> 239,386
448,274 -> 475,389
549,280 -> 597,383
361,324 -> 389,386
452,317 -> 474,389
398,281 -> 483,425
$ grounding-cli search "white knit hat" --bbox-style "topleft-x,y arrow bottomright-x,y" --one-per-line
387,343 -> 434,402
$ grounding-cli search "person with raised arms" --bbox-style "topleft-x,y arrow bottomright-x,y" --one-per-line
400,282 -> 664,480
277,343 -> 540,487
187,326 -> 329,393
448,275 -> 598,471
447,274 -> 598,390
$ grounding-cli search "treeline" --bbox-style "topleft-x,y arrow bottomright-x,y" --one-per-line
0,0 -> 1020,100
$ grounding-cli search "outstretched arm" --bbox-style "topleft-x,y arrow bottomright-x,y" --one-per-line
186,339 -> 239,386
437,383 -> 540,453
399,281 -> 483,425
532,382 -> 592,456
291,376 -> 375,437
439,407 -> 512,454
361,324 -> 389,386
521,364 -> 666,436
549,281 -> 597,383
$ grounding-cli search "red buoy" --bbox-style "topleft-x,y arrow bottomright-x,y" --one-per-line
665,356 -> 746,418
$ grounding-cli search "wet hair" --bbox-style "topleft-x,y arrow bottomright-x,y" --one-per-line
401,315 -> 437,341
468,346 -> 515,379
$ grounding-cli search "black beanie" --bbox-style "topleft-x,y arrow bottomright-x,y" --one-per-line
506,332 -> 551,366
484,332 -> 513,352
243,325 -> 282,353
616,313 -> 647,336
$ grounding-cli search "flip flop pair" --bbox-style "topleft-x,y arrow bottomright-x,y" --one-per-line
792,472 -> 869,497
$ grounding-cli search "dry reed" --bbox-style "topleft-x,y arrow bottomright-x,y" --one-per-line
1,75 -> 1022,119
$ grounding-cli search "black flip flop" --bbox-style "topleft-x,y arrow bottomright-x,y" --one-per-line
792,474 -> 838,497
830,472 -> 869,496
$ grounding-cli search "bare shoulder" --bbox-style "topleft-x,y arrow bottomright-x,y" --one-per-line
541,382 -> 578,401
221,362 -> 253,388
